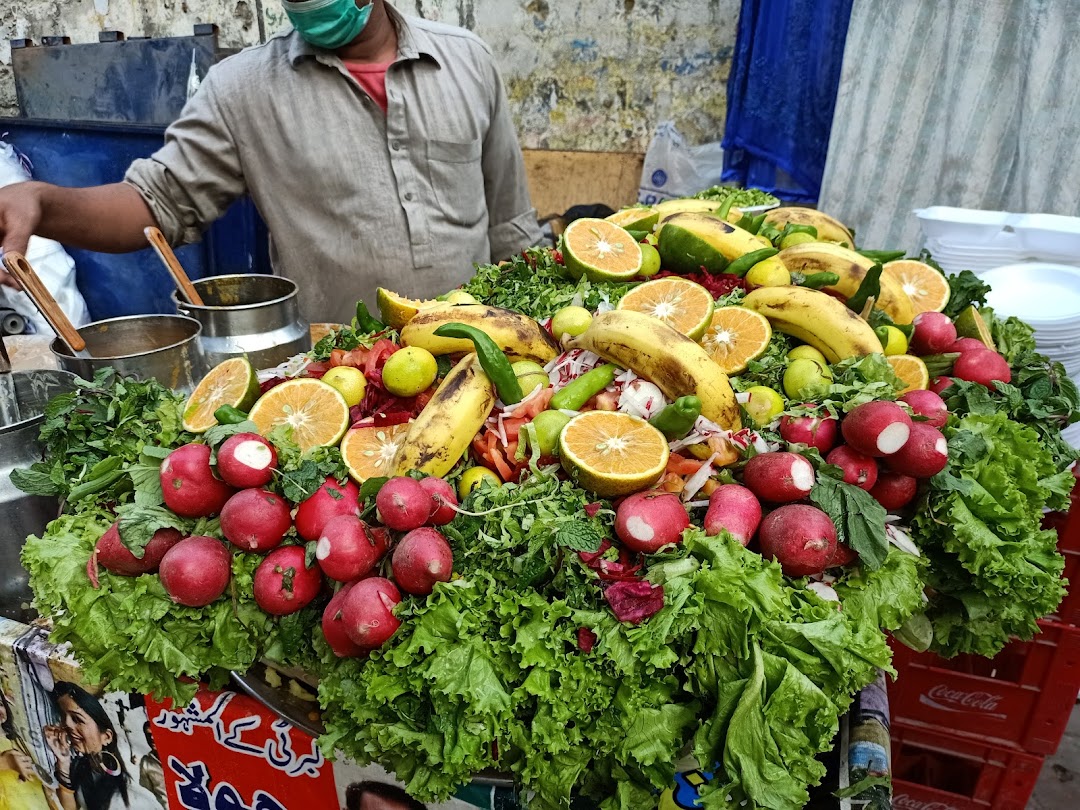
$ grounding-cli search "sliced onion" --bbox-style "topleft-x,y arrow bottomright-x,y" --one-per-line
735,392 -> 752,404
685,500 -> 710,509
681,453 -> 719,502
618,380 -> 667,419
886,524 -> 921,557
807,581 -> 840,603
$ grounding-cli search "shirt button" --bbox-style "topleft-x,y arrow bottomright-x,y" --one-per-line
392,140 -> 401,151
404,192 -> 414,201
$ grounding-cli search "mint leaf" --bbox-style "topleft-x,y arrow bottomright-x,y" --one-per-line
554,521 -> 603,553
116,504 -> 188,556
809,476 -> 889,570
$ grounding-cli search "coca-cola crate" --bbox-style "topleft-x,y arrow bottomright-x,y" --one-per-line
890,620 -> 1080,755
1043,507 -> 1080,625
891,720 -> 1044,810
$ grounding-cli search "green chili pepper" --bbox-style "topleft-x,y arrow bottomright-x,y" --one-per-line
715,196 -> 737,222
858,249 -> 906,264
649,396 -> 702,440
433,323 -> 523,404
734,212 -> 757,232
355,301 -> 385,333
801,271 -> 841,289
749,212 -> 768,234
68,458 -> 126,502
549,364 -> 618,411
214,405 -> 250,425
782,223 -> 818,240
846,264 -> 883,315
758,223 -> 784,246
725,247 -> 780,278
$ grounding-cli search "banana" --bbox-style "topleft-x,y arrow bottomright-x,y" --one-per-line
653,198 -> 739,221
657,212 -> 771,274
742,286 -> 882,363
566,310 -> 742,430
401,303 -> 561,363
763,207 -> 855,245
776,242 -> 915,324
393,353 -> 495,477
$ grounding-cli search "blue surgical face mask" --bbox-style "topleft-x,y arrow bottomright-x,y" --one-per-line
283,0 -> 373,50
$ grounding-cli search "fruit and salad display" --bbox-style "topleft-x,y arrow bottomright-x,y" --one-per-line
13,193 -> 1080,810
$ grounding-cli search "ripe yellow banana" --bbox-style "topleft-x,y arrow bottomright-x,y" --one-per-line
742,286 -> 882,363
567,310 -> 742,430
776,242 -> 915,324
401,303 -> 561,363
763,207 -> 855,245
393,353 -> 495,477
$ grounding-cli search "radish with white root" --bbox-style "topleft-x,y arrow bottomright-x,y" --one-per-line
419,477 -> 459,526
614,491 -> 691,553
216,433 -> 278,488
159,536 -> 232,607
742,452 -> 816,503
317,515 -> 389,582
899,390 -> 948,429
825,446 -> 879,491
160,444 -> 236,518
758,505 -> 838,577
253,545 -> 324,616
887,422 -> 949,479
840,401 -> 912,457
869,471 -> 918,511
294,477 -> 362,541
376,477 -> 431,532
703,485 -> 762,546
391,528 -> 454,595
342,577 -> 402,648
93,524 -> 183,577
322,583 -> 365,658
778,412 -> 838,453
220,489 -> 292,552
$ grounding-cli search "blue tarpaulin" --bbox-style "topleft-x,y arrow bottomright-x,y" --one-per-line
722,0 -> 854,202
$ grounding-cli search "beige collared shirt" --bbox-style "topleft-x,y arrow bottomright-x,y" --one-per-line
125,7 -> 541,324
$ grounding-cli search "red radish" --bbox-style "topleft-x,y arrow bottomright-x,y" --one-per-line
220,489 -> 292,552
952,349 -> 1012,388
342,577 -> 402,648
294,477 -> 362,541
841,401 -> 912,457
778,412 -> 838,453
159,536 -> 232,607
909,311 -> 957,356
900,389 -> 949,428
930,376 -> 955,395
830,542 -> 858,567
375,477 -> 431,531
316,515 -> 389,582
94,523 -> 182,576
216,433 -> 278,489
391,528 -> 454,595
869,471 -> 918,511
949,337 -> 989,355
758,505 -> 837,577
254,545 -> 323,616
419,477 -> 458,526
703,484 -> 762,546
614,491 -> 691,553
825,446 -> 879,491
742,452 -> 816,503
322,584 -> 365,658
887,422 -> 949,479
160,444 -> 235,518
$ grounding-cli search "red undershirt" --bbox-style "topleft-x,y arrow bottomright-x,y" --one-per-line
344,61 -> 392,114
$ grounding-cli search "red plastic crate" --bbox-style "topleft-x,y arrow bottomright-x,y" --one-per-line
890,620 -> 1080,755
891,720 -> 1044,810
1044,496 -> 1080,625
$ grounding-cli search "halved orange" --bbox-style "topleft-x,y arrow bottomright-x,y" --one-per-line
605,206 -> 660,232
887,354 -> 930,394
377,288 -> 437,329
882,261 -> 951,314
616,277 -> 715,339
340,423 -> 411,482
561,218 -> 644,281
248,378 -> 350,453
558,411 -> 669,498
701,307 -> 773,374
182,357 -> 259,433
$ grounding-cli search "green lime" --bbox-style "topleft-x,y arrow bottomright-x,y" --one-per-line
783,358 -> 833,399
551,306 -> 593,340
787,345 -> 828,365
744,386 -> 785,427
512,360 -> 550,397
780,232 -> 818,249
382,347 -> 438,397
443,290 -> 478,305
530,410 -> 572,456
459,466 -> 501,498
638,243 -> 662,277
876,325 -> 909,356
321,366 -> 368,407
745,256 -> 791,287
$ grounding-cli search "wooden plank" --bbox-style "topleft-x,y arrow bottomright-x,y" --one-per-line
523,149 -> 645,221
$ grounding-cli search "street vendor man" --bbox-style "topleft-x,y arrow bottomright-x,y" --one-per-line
0,0 -> 542,324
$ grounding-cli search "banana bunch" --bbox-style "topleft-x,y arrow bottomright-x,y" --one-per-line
763,207 -> 855,245
394,353 -> 495,477
567,310 -> 742,430
742,286 -> 882,363
401,303 -> 561,363
776,242 -> 915,324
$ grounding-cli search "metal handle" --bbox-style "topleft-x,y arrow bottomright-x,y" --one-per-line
145,226 -> 205,306
2,252 -> 87,354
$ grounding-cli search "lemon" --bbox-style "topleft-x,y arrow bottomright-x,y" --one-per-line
745,256 -> 791,287
638,243 -> 662,277
182,357 -> 259,433
876,325 -> 909,356
551,306 -> 593,340
743,386 -> 785,427
783,358 -> 833,399
787,345 -> 828,365
530,410 -> 572,456
780,231 -> 818,249
321,366 -> 367,407
459,466 -> 501,498
382,347 -> 438,397
512,360 -> 550,397
248,379 -> 350,452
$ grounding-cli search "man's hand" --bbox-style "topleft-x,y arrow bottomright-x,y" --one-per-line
0,182 -> 45,288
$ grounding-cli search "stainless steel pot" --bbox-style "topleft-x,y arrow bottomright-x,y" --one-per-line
49,315 -> 205,393
172,275 -> 311,371
0,370 -> 77,622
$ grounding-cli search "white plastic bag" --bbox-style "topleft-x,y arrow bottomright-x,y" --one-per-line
638,122 -> 725,204
0,139 -> 91,334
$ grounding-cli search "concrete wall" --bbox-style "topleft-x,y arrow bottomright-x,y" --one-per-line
1,0 -> 737,153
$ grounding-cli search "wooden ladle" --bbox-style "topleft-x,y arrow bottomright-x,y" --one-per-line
2,251 -> 91,358
145,226 -> 205,306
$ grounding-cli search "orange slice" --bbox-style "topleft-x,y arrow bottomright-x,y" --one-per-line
701,307 -> 773,375
561,218 -> 644,281
182,357 -> 259,433
616,277 -> 715,339
605,207 -> 660,232
558,411 -> 669,498
882,261 -> 951,315
887,354 -> 930,394
340,423 -> 411,482
248,378 -> 350,453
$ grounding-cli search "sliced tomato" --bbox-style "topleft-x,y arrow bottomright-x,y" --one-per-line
509,388 -> 554,419
666,454 -> 703,476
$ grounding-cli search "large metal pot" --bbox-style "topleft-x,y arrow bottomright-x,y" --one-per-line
0,370 -> 77,622
172,275 -> 310,370
49,315 -> 205,392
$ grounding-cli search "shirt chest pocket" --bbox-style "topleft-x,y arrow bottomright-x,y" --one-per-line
427,138 -> 485,227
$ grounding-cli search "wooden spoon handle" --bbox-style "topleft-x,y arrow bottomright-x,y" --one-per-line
2,252 -> 87,353
145,226 -> 205,306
